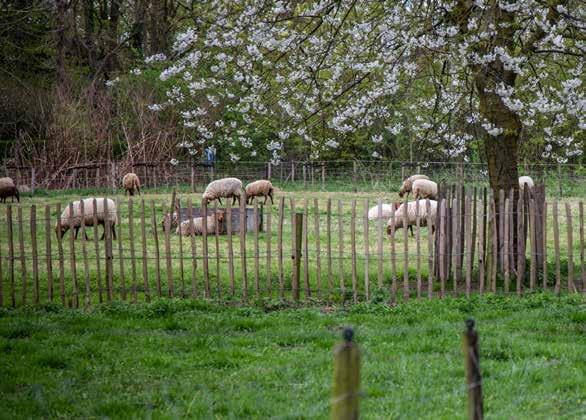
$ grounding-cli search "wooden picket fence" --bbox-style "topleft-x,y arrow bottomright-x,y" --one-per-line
0,186 -> 584,308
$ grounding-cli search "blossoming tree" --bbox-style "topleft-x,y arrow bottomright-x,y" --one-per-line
150,0 -> 584,193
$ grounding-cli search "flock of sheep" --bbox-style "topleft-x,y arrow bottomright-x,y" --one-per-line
0,171 -> 534,241
369,174 -> 534,237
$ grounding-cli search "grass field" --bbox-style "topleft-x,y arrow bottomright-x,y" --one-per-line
1,186 -> 584,306
0,293 -> 584,418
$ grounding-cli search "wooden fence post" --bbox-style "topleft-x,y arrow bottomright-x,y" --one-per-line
150,201 -> 161,298
240,192 -> 248,301
303,200 -> 311,299
45,205 -> 53,302
277,197 -> 285,300
565,203 -> 575,293
202,199 -> 210,298
327,198 -> 333,299
463,319 -> 483,420
553,200 -> 560,294
140,200 -> 150,301
331,327 -> 361,420
291,202 -> 302,301
55,203 -> 65,306
314,198 -> 322,299
363,199 -> 370,301
338,200 -> 345,301
30,205 -> 39,305
128,198 -> 138,301
103,199 -> 114,302
576,201 -> 586,292
351,200 -> 358,303
427,199 -> 434,299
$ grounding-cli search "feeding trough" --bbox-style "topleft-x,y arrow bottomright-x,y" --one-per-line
175,206 -> 263,234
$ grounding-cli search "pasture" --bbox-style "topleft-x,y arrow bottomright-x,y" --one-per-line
0,183 -> 584,307
0,293 -> 584,418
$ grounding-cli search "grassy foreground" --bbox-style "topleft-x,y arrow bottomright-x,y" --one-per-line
0,294 -> 584,419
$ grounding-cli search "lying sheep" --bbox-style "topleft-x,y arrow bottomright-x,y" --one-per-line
0,177 -> 19,203
176,211 -> 225,236
203,177 -> 243,205
387,200 -> 438,237
122,172 -> 141,196
519,176 -> 534,190
55,198 -> 117,240
412,179 -> 438,200
245,180 -> 274,204
398,174 -> 429,198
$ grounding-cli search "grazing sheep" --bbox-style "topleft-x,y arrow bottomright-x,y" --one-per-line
387,200 -> 438,237
55,198 -> 117,240
122,172 -> 141,196
0,177 -> 19,203
202,177 -> 243,205
412,179 -> 438,200
398,174 -> 430,198
245,180 -> 274,204
519,176 -> 534,190
176,211 -> 225,236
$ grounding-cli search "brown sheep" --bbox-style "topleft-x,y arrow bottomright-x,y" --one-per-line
245,180 -> 274,204
122,173 -> 141,196
0,177 -> 19,203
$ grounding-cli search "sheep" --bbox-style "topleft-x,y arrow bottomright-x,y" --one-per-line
386,200 -> 438,237
519,176 -> 534,190
367,203 -> 398,221
202,177 -> 243,205
0,177 -> 19,203
176,211 -> 225,236
368,202 -> 417,236
55,198 -> 117,240
122,172 -> 141,196
398,174 -> 430,198
245,180 -> 274,204
412,179 -> 438,200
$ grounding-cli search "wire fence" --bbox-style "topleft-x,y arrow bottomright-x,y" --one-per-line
4,160 -> 586,196
0,184 -> 584,308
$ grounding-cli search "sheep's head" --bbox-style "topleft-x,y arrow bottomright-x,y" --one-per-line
398,180 -> 411,198
161,212 -> 179,232
55,222 -> 69,239
215,210 -> 225,224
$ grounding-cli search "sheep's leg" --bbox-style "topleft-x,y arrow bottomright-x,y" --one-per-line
232,195 -> 237,205
218,197 -> 223,205
409,225 -> 414,237
269,190 -> 274,205
263,195 -> 268,205
137,185 -> 141,195
100,224 -> 105,240
74,227 -> 80,239
111,224 -> 117,240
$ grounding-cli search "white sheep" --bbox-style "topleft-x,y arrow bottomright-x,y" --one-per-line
202,177 -> 244,205
519,176 -> 534,190
122,172 -> 141,196
55,198 -> 118,240
367,203 -> 398,220
0,177 -> 19,203
398,174 -> 430,198
412,179 -> 438,200
387,200 -> 438,237
176,211 -> 225,236
245,180 -> 274,204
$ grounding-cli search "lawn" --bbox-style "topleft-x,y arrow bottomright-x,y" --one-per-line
0,293 -> 584,419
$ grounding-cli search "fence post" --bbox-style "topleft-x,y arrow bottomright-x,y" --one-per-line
331,327 -> 361,420
31,167 -> 35,195
352,161 -> 357,192
557,163 -> 562,197
267,161 -> 272,180
463,319 -> 483,420
291,209 -> 302,301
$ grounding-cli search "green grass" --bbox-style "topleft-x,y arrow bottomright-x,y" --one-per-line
0,293 -> 584,418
